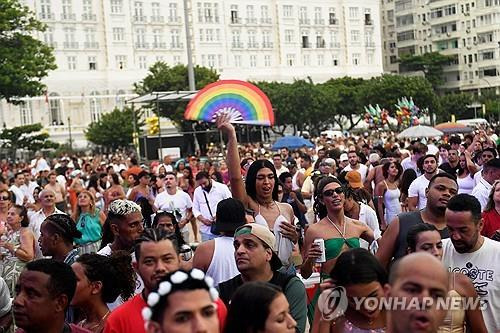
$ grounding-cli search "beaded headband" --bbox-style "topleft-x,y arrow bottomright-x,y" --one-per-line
141,269 -> 219,326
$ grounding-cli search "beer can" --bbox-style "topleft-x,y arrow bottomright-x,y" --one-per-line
313,238 -> 326,263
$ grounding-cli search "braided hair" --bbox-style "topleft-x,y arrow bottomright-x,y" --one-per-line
44,214 -> 82,244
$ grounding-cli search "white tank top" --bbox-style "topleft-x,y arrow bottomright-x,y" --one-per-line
206,236 -> 239,287
457,174 -> 475,194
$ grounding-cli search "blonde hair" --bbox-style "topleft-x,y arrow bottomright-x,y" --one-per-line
72,190 -> 98,223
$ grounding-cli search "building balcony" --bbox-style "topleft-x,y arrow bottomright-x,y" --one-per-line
247,42 -> 259,48
150,16 -> 164,23
39,12 -> 55,20
299,18 -> 311,25
135,42 -> 150,49
365,19 -> 373,25
152,42 -> 167,49
61,13 -> 76,21
330,42 -> 341,48
63,42 -> 79,49
170,42 -> 183,49
81,13 -> 97,21
366,42 -> 376,48
84,41 -> 99,49
316,41 -> 326,48
314,19 -> 325,25
329,18 -> 338,25
262,42 -> 273,48
46,41 -> 57,48
231,42 -> 244,48
230,17 -> 242,24
133,15 -> 147,23
260,18 -> 272,24
245,17 -> 258,24
168,16 -> 182,24
302,42 -> 312,48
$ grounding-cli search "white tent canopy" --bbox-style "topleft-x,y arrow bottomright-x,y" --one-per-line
126,91 -> 198,104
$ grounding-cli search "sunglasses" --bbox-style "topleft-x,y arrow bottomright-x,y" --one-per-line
0,196 -> 9,201
322,188 -> 344,197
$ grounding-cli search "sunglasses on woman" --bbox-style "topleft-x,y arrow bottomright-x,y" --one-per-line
322,187 -> 344,197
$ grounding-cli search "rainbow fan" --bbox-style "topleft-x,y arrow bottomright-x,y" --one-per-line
184,80 -> 274,126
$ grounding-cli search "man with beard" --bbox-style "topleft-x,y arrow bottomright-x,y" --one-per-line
471,158 -> 500,210
385,253 -> 449,333
442,194 -> 500,333
376,173 -> 458,268
153,172 -> 193,242
472,148 -> 497,187
407,155 -> 439,211
439,148 -> 460,176
193,171 -> 232,242
104,229 -> 227,333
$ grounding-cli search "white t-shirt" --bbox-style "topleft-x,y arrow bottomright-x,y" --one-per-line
402,156 -> 421,176
9,185 -> 25,205
154,190 -> 193,232
408,175 -> 430,210
343,164 -> 368,183
358,203 -> 381,250
473,169 -> 483,187
442,238 -> 500,333
470,178 -> 492,211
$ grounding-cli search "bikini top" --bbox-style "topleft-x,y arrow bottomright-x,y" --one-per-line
325,237 -> 360,261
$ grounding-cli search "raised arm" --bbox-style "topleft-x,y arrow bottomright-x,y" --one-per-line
216,114 -> 249,206
374,181 -> 387,229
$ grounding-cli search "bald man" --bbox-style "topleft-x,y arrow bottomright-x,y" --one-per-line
28,189 -> 65,258
385,253 -> 449,333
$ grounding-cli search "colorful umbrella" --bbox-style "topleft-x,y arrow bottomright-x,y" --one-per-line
435,122 -> 473,134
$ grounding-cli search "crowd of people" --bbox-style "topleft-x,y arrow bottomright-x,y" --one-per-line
0,119 -> 498,333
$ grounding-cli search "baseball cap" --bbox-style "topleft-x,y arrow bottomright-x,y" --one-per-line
345,171 -> 363,189
340,153 -> 348,162
234,224 -> 282,271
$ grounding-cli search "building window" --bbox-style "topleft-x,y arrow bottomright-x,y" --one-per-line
317,54 -> 324,66
90,91 -> 102,123
234,55 -> 242,67
134,1 -> 144,21
63,28 -> 77,48
84,27 -> 97,48
248,30 -> 257,47
264,55 -> 271,67
284,30 -> 294,43
82,0 -> 94,19
43,27 -> 55,47
40,0 -> 52,19
351,30 -> 360,42
138,56 -> 147,69
67,56 -> 77,70
247,5 -> 255,23
168,3 -> 178,22
204,3 -> 213,23
171,29 -> 181,47
113,28 -> 124,41
261,5 -> 269,20
332,54 -> 339,66
20,102 -> 33,126
207,54 -> 216,68
286,54 -> 295,66
151,2 -> 160,17
116,55 -> 127,69
173,55 -> 181,64
62,0 -> 74,20
88,56 -> 97,70
110,0 -> 122,13
283,5 -> 292,17
349,7 -> 359,18
303,54 -> 310,66
250,55 -> 257,67
206,29 -> 214,41
352,53 -> 360,65
367,53 -> 374,64
49,93 -> 62,125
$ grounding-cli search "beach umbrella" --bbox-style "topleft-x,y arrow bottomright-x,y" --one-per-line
271,136 -> 315,150
397,125 -> 444,139
435,122 -> 473,134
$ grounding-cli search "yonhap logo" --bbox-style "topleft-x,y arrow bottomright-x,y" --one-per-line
317,286 -> 348,321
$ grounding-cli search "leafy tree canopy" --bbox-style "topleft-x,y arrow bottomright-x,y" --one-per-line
399,52 -> 456,90
0,0 -> 57,102
85,107 -> 144,150
0,123 -> 59,157
134,62 -> 219,127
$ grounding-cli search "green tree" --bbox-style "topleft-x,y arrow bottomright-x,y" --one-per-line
437,93 -> 473,122
0,0 -> 57,101
134,62 -> 219,128
0,123 -> 59,158
85,107 -> 144,150
399,52 -> 456,90
478,89 -> 500,120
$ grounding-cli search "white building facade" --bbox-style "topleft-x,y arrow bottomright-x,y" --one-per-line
380,0 -> 500,94
1,0 -> 384,148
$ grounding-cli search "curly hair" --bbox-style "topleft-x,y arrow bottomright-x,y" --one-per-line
76,250 -> 136,303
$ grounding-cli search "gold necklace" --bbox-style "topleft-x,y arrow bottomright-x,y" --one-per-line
82,310 -> 110,331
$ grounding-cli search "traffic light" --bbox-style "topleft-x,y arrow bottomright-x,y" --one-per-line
147,116 -> 159,135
